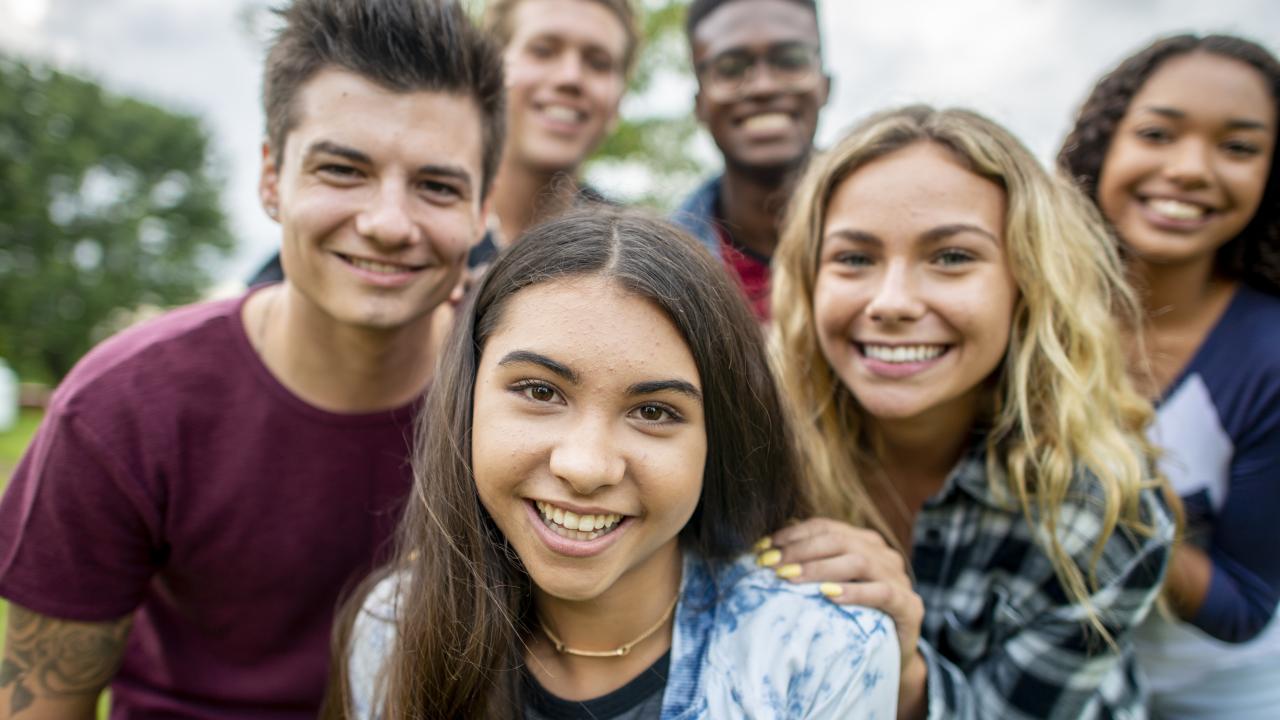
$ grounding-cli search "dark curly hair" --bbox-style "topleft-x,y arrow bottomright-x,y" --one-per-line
1058,34 -> 1280,296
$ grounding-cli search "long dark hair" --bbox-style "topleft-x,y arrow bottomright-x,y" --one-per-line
324,208 -> 808,718
1058,34 -> 1280,295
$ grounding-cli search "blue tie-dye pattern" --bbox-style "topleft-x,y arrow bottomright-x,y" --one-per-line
347,550 -> 899,719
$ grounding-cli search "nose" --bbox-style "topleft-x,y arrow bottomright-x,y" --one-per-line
552,50 -> 585,89
548,412 -> 626,496
354,180 -> 418,248
1162,137 -> 1212,188
740,59 -> 784,98
866,262 -> 926,323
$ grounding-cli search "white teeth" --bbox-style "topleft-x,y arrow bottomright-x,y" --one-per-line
534,501 -> 623,541
543,104 -> 583,123
346,256 -> 413,274
741,112 -> 791,133
1146,198 -> 1206,221
862,344 -> 947,364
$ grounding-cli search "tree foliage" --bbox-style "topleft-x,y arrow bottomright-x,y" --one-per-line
0,56 -> 233,383
585,0 -> 710,209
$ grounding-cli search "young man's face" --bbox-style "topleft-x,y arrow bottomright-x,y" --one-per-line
259,68 -> 486,333
502,0 -> 629,175
692,0 -> 829,178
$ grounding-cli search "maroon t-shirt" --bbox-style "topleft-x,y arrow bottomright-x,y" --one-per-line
0,292 -> 418,718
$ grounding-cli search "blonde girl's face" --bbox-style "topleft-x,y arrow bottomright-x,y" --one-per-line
471,276 -> 706,603
813,142 -> 1017,427
1097,52 -> 1275,266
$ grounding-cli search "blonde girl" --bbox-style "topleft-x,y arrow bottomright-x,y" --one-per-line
765,105 -> 1175,719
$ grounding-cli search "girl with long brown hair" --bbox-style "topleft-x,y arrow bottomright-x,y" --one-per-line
326,209 -> 898,718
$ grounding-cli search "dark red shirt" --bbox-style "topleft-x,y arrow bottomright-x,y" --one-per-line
0,291 -> 417,718
715,224 -> 772,321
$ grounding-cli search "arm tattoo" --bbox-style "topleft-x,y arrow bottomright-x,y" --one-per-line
1,604 -> 131,715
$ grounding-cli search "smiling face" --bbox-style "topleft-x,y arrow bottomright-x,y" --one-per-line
692,0 -> 829,177
502,0 -> 628,175
814,142 -> 1017,427
1097,52 -> 1276,268
471,276 -> 706,603
259,68 -> 486,332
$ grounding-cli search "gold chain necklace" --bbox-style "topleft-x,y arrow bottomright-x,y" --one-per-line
539,594 -> 680,658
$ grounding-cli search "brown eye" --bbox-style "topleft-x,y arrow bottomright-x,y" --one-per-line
529,385 -> 555,402
635,404 -> 673,423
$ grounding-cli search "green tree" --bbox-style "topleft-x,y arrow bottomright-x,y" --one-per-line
0,56 -> 233,383
586,0 -> 711,209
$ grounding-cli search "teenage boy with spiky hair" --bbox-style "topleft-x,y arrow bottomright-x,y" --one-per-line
0,0 -> 503,715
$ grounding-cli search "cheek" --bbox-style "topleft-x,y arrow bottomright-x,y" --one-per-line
812,274 -> 857,348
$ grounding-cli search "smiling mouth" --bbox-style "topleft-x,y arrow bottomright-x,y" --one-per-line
538,103 -> 587,126
1141,197 -> 1213,222
534,500 -> 625,541
335,252 -> 426,275
859,343 -> 950,364
738,111 -> 793,133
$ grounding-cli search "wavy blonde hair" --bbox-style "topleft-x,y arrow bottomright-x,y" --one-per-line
772,105 -> 1165,632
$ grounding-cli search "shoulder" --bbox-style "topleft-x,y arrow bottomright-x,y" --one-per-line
693,555 -> 899,718
1051,470 -> 1174,593
51,295 -> 247,414
672,176 -> 723,227
347,572 -> 403,720
1199,285 -> 1280,383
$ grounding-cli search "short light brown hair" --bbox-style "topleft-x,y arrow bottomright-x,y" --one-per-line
483,0 -> 641,77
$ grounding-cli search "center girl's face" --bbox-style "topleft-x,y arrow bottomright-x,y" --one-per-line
1097,52 -> 1275,266
471,276 -> 706,603
813,142 -> 1017,428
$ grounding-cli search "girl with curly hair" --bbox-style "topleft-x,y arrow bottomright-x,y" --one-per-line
764,105 -> 1176,719
1060,34 -> 1280,718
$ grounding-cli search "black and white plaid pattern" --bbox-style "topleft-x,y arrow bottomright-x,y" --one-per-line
912,445 -> 1175,720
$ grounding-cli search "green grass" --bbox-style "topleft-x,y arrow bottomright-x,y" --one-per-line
0,408 -> 109,717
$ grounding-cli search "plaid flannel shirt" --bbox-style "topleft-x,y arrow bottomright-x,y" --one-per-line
913,444 -> 1175,720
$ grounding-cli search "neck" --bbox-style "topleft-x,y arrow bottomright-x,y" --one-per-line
528,540 -> 681,700
492,157 -> 579,247
1131,254 -> 1229,330
718,164 -> 798,258
872,395 -> 980,506
245,284 -> 436,413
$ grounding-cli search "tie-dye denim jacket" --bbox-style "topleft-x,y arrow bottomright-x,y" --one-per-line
347,551 -> 900,718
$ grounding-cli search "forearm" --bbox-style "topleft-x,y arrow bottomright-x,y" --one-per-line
0,604 -> 131,720
1163,543 -> 1212,621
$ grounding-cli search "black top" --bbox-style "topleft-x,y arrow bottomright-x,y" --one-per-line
523,650 -> 668,720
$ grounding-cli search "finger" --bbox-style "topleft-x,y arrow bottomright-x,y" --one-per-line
772,553 -> 872,585
819,581 -> 920,629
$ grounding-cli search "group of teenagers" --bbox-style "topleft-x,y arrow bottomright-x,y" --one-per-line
0,0 -> 1277,718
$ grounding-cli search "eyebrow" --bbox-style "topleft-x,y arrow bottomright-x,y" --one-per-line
305,139 -> 475,191
498,350 -> 578,384
1140,106 -> 1270,131
628,380 -> 703,403
826,223 -> 998,247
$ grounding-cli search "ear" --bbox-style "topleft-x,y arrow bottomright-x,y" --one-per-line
259,141 -> 281,223
817,72 -> 832,110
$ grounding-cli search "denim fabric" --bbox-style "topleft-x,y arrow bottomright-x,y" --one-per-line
348,551 -> 899,719
671,175 -> 725,261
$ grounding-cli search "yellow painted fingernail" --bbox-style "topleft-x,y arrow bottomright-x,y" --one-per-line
753,536 -> 772,553
776,563 -> 802,579
757,549 -> 782,567
820,583 -> 844,598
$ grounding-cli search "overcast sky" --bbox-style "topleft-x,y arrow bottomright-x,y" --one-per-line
1,0 -> 1277,288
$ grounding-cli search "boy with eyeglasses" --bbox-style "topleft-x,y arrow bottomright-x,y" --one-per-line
673,0 -> 829,321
